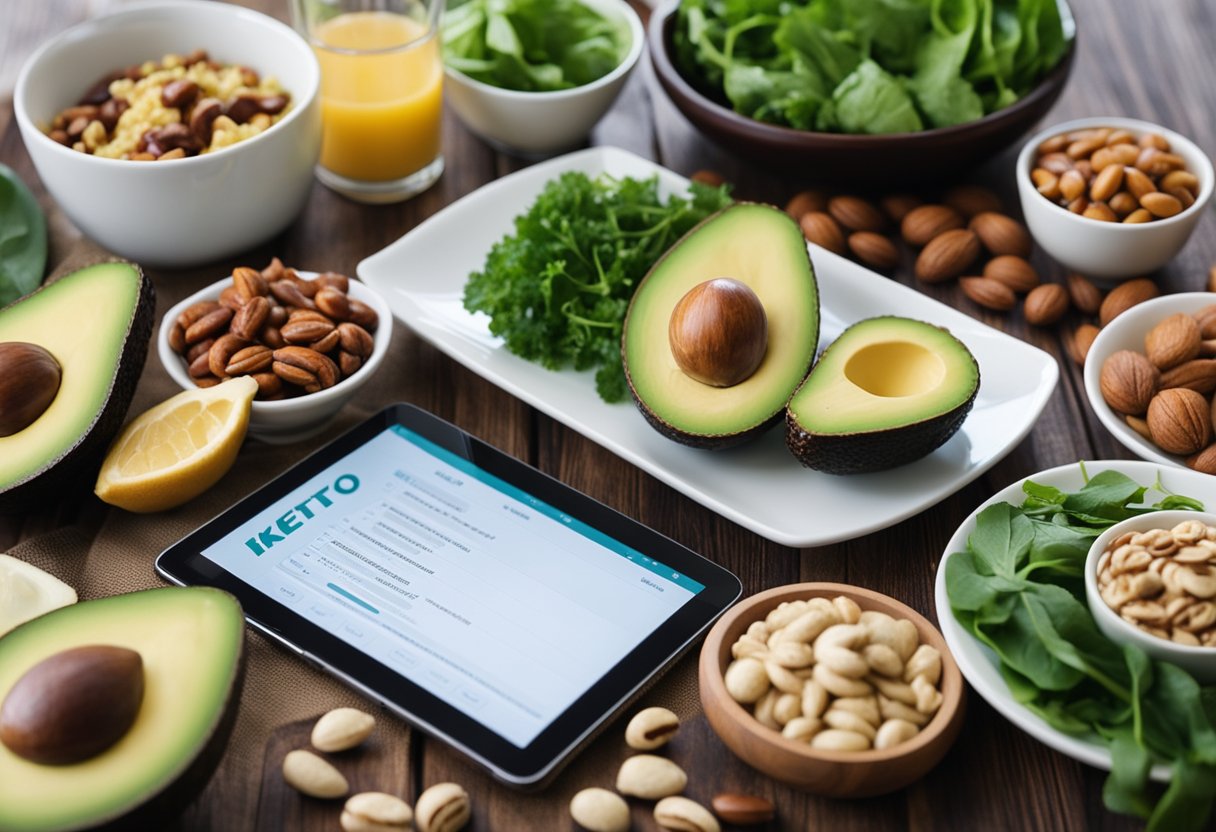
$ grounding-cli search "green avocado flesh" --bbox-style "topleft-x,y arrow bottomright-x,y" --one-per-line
623,203 -> 819,448
787,316 -> 980,474
0,587 -> 244,832
0,262 -> 153,509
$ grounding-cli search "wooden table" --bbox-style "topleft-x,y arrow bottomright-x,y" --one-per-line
3,0 -> 1214,829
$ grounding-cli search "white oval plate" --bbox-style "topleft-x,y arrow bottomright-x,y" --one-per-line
933,459 -> 1216,782
1083,292 -> 1214,468
359,146 -> 1059,547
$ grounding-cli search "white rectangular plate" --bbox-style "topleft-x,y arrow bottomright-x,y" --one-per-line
358,147 -> 1059,547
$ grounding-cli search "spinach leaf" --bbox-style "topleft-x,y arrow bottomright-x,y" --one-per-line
0,164 -> 47,306
946,470 -> 1215,830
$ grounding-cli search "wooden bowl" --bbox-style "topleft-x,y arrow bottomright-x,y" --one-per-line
648,1 -> 1076,185
698,582 -> 965,797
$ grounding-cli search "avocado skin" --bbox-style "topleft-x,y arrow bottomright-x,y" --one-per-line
0,264 -> 155,513
785,396 -> 976,475
631,398 -> 783,450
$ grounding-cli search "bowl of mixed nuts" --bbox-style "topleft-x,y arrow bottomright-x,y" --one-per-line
1086,511 -> 1216,683
1083,292 -> 1216,474
14,0 -> 321,267
158,259 -> 392,444
1016,117 -> 1213,280
698,583 -> 964,797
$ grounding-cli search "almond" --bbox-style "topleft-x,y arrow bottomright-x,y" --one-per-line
880,194 -> 922,223
1099,278 -> 1159,326
828,196 -> 885,232
914,229 -> 980,283
799,212 -> 846,255
786,190 -> 827,219
1147,388 -> 1211,455
943,184 -> 1002,217
1023,284 -> 1070,326
1194,304 -> 1216,339
1188,443 -> 1216,475
1069,324 -> 1100,366
900,204 -> 964,246
983,255 -> 1039,293
960,277 -> 1016,311
847,232 -> 899,271
1099,350 -> 1160,415
969,212 -> 1032,258
1144,313 -> 1202,370
1160,360 -> 1216,395
1066,273 -> 1103,316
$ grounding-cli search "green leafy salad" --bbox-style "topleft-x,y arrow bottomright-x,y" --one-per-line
463,172 -> 732,402
674,0 -> 1071,134
945,468 -> 1216,831
442,0 -> 630,92
0,163 -> 47,306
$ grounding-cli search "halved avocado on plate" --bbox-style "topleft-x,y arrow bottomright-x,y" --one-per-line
786,316 -> 980,474
0,586 -> 245,832
622,203 -> 819,449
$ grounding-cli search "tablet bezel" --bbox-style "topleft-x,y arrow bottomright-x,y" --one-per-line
156,403 -> 741,786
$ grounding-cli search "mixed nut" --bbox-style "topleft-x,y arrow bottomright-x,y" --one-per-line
47,50 -> 290,160
724,595 -> 944,752
1031,128 -> 1200,223
1098,304 -> 1216,472
169,259 -> 377,400
1096,519 -> 1216,647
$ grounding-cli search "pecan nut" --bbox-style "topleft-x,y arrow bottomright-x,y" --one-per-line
346,299 -> 379,331
337,323 -> 374,358
282,317 -> 335,345
315,287 -> 351,320
184,306 -> 233,344
270,280 -> 316,310
177,300 -> 221,330
273,346 -> 339,389
232,296 -> 271,340
208,333 -> 251,379
233,266 -> 269,301
225,345 -> 274,376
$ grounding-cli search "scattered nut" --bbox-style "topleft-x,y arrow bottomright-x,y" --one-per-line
341,792 -> 412,832
312,707 -> 375,753
914,229 -> 981,283
960,277 -> 1016,311
969,212 -> 1032,258
1069,324 -> 1100,366
569,787 -> 629,832
901,204 -> 964,247
710,793 -> 775,825
625,706 -> 679,750
1099,278 -> 1159,326
983,255 -> 1039,293
654,796 -> 720,832
414,782 -> 470,832
799,212 -> 846,256
1023,284 -> 1070,326
282,749 -> 349,799
1066,273 -> 1104,315
615,754 -> 687,799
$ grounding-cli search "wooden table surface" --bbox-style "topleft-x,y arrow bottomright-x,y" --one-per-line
3,0 -> 1215,829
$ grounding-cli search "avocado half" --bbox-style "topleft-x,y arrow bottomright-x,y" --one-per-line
786,317 -> 980,474
0,586 -> 245,832
622,203 -> 819,449
0,262 -> 154,512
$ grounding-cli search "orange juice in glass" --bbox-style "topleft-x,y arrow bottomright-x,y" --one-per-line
293,0 -> 444,203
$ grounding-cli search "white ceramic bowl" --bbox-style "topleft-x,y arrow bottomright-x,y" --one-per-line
159,272 -> 392,444
442,0 -> 644,155
1082,292 -> 1213,467
1016,116 -> 1213,281
15,1 -> 321,268
1085,510 -> 1216,683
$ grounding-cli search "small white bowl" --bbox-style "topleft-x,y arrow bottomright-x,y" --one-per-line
15,1 -> 321,268
1016,116 -> 1213,281
159,272 -> 392,444
443,0 -> 644,155
1085,510 -> 1216,683
1082,292 -> 1214,467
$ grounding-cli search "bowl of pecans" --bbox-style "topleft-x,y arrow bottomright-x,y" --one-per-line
1085,511 -> 1216,684
1016,117 -> 1213,280
14,0 -> 321,268
158,259 -> 392,444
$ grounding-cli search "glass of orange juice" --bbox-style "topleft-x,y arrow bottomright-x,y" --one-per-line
292,0 -> 444,203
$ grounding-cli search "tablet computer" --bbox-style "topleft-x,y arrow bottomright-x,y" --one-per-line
156,404 -> 741,786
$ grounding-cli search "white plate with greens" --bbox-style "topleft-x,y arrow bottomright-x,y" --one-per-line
358,146 -> 1058,547
933,460 -> 1216,783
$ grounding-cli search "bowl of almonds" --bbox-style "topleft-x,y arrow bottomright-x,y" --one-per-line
1085,511 -> 1216,683
1016,117 -> 1213,280
158,259 -> 392,444
1083,292 -> 1216,473
698,583 -> 965,797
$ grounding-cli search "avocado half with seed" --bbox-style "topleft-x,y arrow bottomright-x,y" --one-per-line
786,316 -> 980,474
0,586 -> 246,831
622,203 -> 820,449
0,262 -> 154,511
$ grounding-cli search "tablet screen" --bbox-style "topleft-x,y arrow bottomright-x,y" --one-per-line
199,424 -> 705,748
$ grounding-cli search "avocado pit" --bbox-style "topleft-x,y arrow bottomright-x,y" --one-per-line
0,342 -> 61,437
0,644 -> 144,765
668,278 -> 768,388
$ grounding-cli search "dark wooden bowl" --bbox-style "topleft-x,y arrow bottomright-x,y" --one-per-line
649,2 -> 1076,185
699,582 -> 965,797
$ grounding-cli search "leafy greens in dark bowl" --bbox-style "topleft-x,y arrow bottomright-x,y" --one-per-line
648,0 -> 1076,183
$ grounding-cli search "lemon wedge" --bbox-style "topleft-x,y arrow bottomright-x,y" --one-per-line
94,377 -> 258,512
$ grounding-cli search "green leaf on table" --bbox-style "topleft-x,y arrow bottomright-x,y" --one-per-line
0,163 -> 47,306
